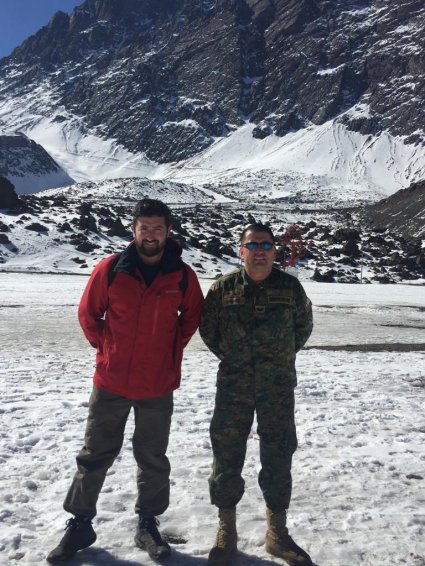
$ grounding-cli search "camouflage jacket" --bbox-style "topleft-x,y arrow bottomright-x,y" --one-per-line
199,267 -> 313,387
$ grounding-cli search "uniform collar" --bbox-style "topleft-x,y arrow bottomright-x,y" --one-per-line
241,266 -> 277,286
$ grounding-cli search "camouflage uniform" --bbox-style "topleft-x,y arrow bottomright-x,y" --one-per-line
200,267 -> 313,512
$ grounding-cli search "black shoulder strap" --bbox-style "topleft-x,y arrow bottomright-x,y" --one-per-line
108,252 -> 188,299
179,263 -> 188,298
107,253 -> 122,287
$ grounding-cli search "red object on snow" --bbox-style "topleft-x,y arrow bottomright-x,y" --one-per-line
279,225 -> 306,268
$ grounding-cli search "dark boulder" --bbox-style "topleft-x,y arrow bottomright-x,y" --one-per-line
76,241 -> 98,253
311,268 -> 336,283
25,222 -> 49,232
342,239 -> 360,258
0,177 -> 20,209
107,217 -> 129,237
78,202 -> 93,215
0,233 -> 11,244
78,214 -> 98,233
334,228 -> 361,242
58,221 -> 73,232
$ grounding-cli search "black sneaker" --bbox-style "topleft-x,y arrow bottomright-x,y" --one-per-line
46,516 -> 97,563
135,516 -> 171,560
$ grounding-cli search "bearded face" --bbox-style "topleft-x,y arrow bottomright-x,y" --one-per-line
131,216 -> 171,263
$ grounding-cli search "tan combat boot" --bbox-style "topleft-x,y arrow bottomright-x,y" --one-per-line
207,507 -> 237,566
265,508 -> 313,565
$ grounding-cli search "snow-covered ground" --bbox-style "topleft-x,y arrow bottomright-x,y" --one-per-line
1,273 -> 424,566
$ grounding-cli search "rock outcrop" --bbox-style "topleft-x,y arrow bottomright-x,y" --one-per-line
364,180 -> 425,239
0,134 -> 74,194
0,177 -> 20,209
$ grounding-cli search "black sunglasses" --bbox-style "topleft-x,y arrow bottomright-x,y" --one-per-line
243,241 -> 274,251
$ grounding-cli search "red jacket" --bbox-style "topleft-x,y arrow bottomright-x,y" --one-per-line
78,240 -> 204,399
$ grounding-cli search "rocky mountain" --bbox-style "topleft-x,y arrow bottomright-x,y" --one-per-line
0,178 -> 423,283
364,179 -> 425,240
0,0 -> 424,266
0,0 -> 424,190
0,133 -> 74,193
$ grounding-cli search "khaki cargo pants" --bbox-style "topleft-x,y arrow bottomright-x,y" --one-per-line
63,386 -> 173,519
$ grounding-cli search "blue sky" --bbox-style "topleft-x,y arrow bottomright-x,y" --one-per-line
0,0 -> 83,58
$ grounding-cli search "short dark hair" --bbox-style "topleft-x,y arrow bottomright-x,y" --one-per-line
239,222 -> 275,243
132,199 -> 172,227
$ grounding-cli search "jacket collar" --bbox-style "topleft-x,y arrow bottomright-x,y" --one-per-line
114,238 -> 183,279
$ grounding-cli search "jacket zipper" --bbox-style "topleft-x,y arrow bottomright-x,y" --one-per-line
125,279 -> 146,386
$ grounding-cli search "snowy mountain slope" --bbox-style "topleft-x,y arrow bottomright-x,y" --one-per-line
2,92 -> 425,205
160,121 -> 425,203
0,92 -> 158,185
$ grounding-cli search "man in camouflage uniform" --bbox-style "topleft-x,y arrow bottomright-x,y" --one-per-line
199,223 -> 313,566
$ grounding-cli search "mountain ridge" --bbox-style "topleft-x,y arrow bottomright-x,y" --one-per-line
1,0 -> 424,174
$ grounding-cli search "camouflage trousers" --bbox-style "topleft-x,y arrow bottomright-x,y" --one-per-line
209,379 -> 297,512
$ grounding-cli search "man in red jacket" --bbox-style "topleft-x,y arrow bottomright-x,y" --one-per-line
47,199 -> 204,563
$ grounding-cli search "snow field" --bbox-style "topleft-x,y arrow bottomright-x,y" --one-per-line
0,274 -> 424,565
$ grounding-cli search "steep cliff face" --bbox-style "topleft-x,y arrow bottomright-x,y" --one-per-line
0,0 -> 424,163
252,0 -> 425,139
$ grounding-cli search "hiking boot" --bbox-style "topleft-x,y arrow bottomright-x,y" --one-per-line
208,507 -> 237,566
265,508 -> 313,566
46,515 -> 96,563
135,516 -> 171,560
